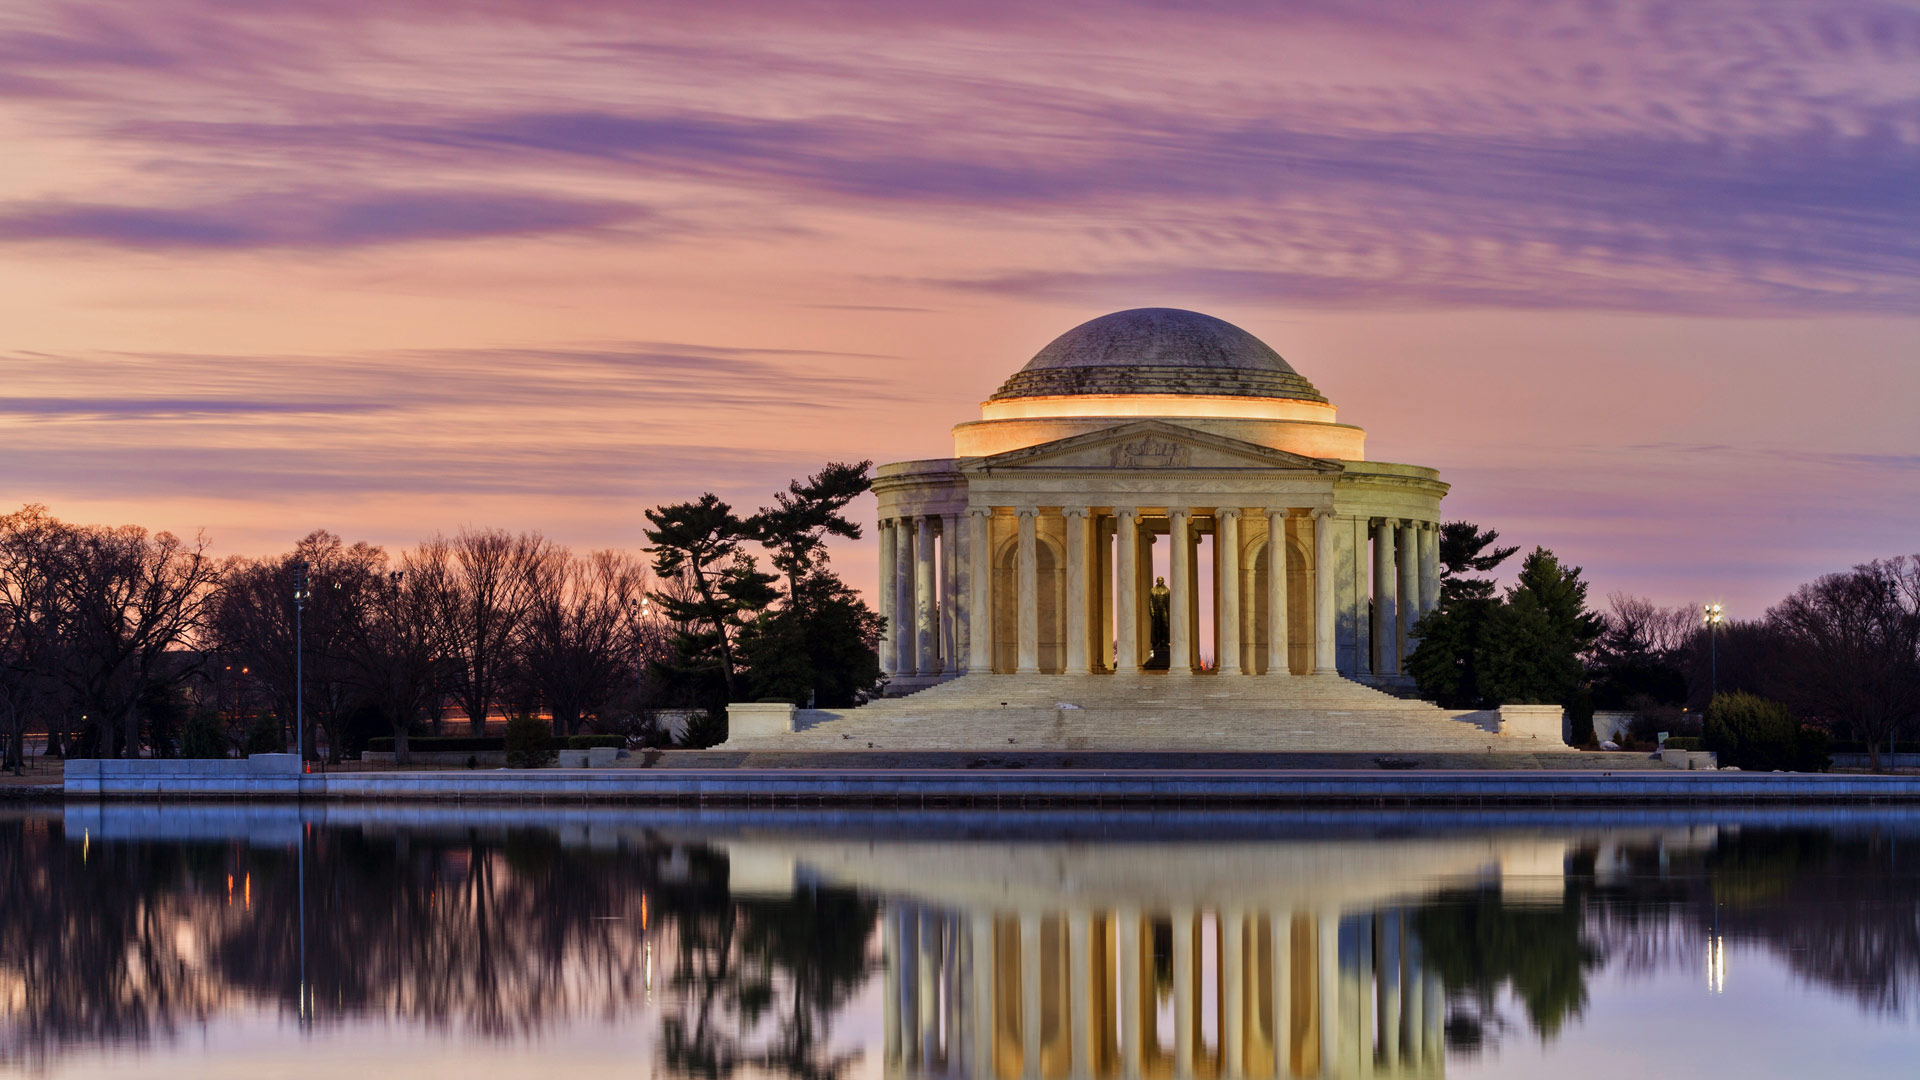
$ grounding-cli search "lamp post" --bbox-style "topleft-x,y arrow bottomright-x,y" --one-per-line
1703,603 -> 1725,704
637,595 -> 652,702
292,560 -> 310,763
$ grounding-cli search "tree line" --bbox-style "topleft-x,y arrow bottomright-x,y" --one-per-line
1408,522 -> 1920,768
0,461 -> 885,764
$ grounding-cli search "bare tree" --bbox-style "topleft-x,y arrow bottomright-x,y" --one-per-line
1768,556 -> 1920,770
46,519 -> 222,757
213,532 -> 383,761
348,546 -> 449,766
516,549 -> 649,736
436,529 -> 549,735
0,507 -> 67,766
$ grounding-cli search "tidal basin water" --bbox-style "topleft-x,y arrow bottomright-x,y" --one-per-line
7,806 -> 1920,1079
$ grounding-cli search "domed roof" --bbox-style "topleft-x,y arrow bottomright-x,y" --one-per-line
989,308 -> 1326,404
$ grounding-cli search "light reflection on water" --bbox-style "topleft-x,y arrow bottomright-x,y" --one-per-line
5,806 -> 1920,1078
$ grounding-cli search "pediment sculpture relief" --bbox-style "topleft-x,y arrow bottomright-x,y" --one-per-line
1110,435 -> 1190,468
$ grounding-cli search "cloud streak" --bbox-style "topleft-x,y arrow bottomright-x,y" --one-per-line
0,189 -> 656,249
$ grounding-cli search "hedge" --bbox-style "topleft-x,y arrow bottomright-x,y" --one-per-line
1663,737 -> 1703,751
567,735 -> 626,750
366,733 -> 624,756
366,736 -> 504,753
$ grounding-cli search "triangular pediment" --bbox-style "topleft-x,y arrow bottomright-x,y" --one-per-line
971,420 -> 1342,473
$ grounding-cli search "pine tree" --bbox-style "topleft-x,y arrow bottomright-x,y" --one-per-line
739,462 -> 884,708
1473,548 -> 1603,707
643,495 -> 776,711
1407,520 -> 1520,707
1438,521 -> 1519,603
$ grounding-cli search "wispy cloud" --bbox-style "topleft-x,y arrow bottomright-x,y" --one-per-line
0,189 -> 657,250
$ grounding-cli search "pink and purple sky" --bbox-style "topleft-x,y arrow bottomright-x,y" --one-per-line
2,0 -> 1916,615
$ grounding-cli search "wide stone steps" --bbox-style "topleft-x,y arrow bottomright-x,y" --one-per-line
734,673 -> 1529,753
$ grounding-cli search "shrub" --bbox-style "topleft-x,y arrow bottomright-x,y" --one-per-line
1663,737 -> 1703,751
678,709 -> 726,749
180,710 -> 230,759
241,714 -> 285,755
566,734 -> 626,750
504,715 -> 557,768
1704,692 -> 1830,773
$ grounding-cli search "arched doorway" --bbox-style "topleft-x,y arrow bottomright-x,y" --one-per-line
1249,525 -> 1314,675
993,532 -> 1067,673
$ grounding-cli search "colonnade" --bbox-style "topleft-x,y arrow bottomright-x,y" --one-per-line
881,903 -> 1445,1080
878,513 -> 968,679
878,509 -> 1442,681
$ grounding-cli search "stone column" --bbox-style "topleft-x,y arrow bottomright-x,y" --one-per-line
1266,511 -> 1289,675
1016,509 -> 1040,675
972,913 -> 997,1076
1223,910 -> 1246,1078
1271,913 -> 1292,1076
1217,509 -> 1243,676
922,912 -> 945,1068
1317,914 -> 1339,1080
1020,915 -> 1043,1080
1398,521 -> 1419,670
1117,908 -> 1144,1078
879,518 -> 897,676
1372,519 -> 1398,677
1402,934 -> 1422,1066
895,519 -> 916,679
899,905 -> 922,1056
969,509 -> 992,674
1168,509 -> 1193,675
1070,913 -> 1094,1079
1114,509 -> 1141,674
1065,508 -> 1090,674
917,516 -> 938,675
1171,908 -> 1195,1076
1312,510 -> 1337,674
944,512 -> 961,672
883,905 -> 902,1066
1419,521 -> 1440,616
1378,912 -> 1401,1070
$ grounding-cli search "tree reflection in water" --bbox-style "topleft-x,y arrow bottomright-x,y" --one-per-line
0,814 -> 876,1076
4,813 -> 1920,1073
1413,825 -> 1920,1055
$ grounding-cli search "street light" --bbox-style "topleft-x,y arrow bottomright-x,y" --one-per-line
1703,603 -> 1726,703
292,560 -> 310,763
636,595 -> 653,702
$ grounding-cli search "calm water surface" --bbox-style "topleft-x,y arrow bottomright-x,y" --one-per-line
5,805 -> 1920,1079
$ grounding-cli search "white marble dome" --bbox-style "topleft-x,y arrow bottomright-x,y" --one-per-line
990,308 -> 1327,404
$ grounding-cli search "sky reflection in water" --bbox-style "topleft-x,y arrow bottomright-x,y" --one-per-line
4,807 -> 1920,1079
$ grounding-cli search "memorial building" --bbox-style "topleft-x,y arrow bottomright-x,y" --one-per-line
726,308 -> 1552,751
873,308 -> 1442,690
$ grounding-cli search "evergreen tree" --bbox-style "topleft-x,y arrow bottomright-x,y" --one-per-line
643,495 -> 776,711
736,573 -> 884,708
738,462 -> 884,708
1474,548 -> 1603,706
1407,520 -> 1520,707
1438,521 -> 1519,602
749,461 -> 871,604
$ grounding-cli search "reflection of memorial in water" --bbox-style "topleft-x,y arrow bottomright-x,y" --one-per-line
735,832 -> 1567,1080
880,904 -> 1442,1080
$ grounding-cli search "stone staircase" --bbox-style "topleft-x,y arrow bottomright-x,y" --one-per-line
743,673 -> 1531,753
